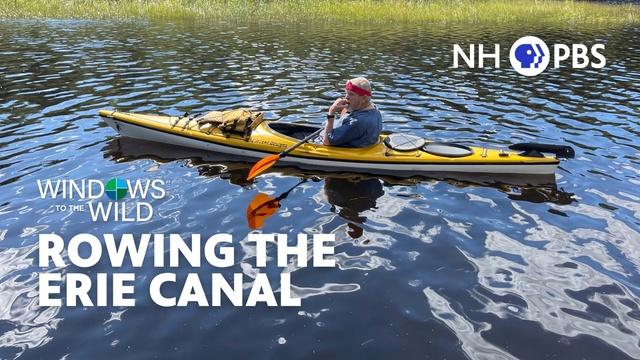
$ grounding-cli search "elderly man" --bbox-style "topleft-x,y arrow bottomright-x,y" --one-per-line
323,77 -> 382,147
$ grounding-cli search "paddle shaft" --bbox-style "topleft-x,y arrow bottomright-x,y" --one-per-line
247,108 -> 346,180
280,108 -> 348,157
280,128 -> 323,158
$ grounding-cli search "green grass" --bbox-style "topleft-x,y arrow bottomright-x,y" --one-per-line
1,0 -> 639,25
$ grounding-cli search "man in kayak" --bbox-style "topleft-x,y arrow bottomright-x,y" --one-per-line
323,77 -> 382,147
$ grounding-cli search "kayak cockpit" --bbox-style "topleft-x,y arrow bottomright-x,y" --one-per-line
267,122 -> 321,140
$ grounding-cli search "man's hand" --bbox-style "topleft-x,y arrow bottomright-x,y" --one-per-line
328,98 -> 349,115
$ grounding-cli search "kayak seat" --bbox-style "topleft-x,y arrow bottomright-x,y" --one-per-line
268,122 -> 321,141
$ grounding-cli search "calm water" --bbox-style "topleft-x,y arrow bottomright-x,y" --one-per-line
1,19 -> 639,359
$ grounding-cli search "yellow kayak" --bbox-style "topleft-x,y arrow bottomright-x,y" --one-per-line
99,110 -> 572,176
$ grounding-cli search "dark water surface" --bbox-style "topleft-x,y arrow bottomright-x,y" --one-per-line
1,19 -> 639,359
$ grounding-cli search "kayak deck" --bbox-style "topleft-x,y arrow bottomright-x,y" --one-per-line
98,110 -> 560,175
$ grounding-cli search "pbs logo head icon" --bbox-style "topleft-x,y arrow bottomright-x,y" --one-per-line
509,36 -> 550,76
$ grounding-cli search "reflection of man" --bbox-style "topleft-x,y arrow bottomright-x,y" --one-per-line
323,77 -> 382,147
324,177 -> 384,238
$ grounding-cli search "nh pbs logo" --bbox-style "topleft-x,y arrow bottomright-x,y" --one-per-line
452,36 -> 606,76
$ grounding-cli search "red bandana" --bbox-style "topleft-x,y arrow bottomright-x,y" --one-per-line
345,81 -> 371,97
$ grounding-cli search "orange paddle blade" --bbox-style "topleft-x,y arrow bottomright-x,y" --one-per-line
246,193 -> 281,229
247,154 -> 281,181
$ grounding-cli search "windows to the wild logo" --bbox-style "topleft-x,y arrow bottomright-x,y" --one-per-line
37,178 -> 165,221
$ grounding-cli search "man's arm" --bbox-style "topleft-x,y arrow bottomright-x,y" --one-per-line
323,116 -> 335,146
324,98 -> 349,145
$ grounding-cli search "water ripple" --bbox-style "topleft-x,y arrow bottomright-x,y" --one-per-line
0,19 -> 638,359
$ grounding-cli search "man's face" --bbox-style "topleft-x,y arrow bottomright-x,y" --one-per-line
345,90 -> 368,110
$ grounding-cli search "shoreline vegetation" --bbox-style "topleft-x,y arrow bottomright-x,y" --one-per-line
1,0 -> 639,25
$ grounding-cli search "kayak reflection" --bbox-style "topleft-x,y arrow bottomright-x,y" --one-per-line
103,137 -> 574,206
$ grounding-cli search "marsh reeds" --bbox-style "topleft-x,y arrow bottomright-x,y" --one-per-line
2,0 -> 639,25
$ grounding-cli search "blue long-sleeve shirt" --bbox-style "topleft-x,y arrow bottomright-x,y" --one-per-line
327,107 -> 382,147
